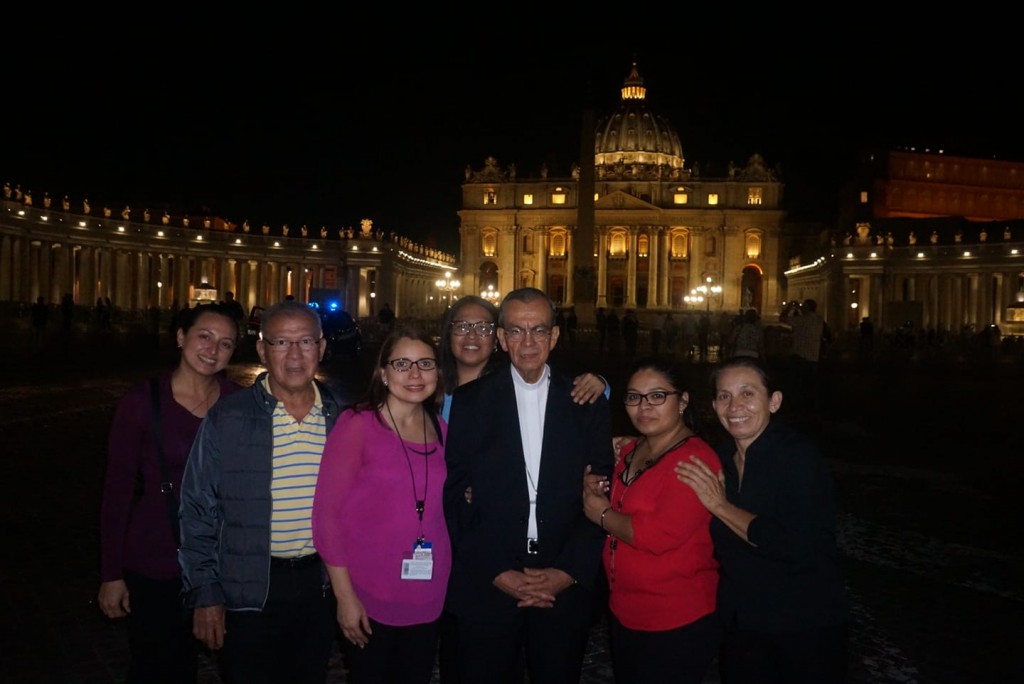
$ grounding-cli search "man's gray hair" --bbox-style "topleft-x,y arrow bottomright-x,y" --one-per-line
498,287 -> 556,327
260,300 -> 322,338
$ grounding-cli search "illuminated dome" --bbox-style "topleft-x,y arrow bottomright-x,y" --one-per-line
594,62 -> 686,180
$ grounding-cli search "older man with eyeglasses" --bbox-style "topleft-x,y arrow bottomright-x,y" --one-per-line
443,287 -> 615,683
179,299 -> 343,684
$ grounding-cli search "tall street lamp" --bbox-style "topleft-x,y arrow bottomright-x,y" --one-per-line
685,276 -> 722,312
481,284 -> 500,303
435,271 -> 461,310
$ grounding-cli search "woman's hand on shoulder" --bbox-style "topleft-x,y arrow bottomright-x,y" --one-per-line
611,435 -> 635,464
571,373 -> 607,404
675,455 -> 726,511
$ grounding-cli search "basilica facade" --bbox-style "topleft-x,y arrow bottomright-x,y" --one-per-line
457,62 -> 786,325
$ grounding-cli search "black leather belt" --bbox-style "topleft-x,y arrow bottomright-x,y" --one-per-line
270,553 -> 321,568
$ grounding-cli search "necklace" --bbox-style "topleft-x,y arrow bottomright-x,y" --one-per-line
181,380 -> 218,417
608,432 -> 691,588
620,433 -> 691,487
384,402 -> 432,542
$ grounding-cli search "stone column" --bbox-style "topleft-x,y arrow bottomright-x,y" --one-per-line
536,228 -> 547,295
626,229 -> 638,307
565,232 -> 575,305
0,235 -> 12,300
79,246 -> 96,306
660,230 -> 672,309
596,231 -> 608,307
135,252 -> 149,309
967,273 -> 979,329
50,243 -> 70,304
643,227 -> 659,307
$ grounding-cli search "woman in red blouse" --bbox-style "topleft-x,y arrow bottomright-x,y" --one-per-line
584,358 -> 722,684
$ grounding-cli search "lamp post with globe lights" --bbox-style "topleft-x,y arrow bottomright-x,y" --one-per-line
481,284 -> 500,304
684,276 -> 722,312
435,271 -> 461,311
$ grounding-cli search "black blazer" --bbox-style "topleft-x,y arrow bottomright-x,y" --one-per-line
443,363 -> 614,613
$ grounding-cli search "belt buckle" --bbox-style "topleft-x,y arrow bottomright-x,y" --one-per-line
527,538 -> 539,555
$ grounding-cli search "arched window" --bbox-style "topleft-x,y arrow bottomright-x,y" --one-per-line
670,230 -> 689,258
745,231 -> 762,259
550,230 -> 566,257
482,230 -> 497,257
609,231 -> 627,256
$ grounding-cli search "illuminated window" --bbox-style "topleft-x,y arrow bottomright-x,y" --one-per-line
551,192 -> 566,205
484,190 -> 497,205
746,187 -> 763,206
609,231 -> 627,256
482,230 -> 497,257
860,190 -> 869,204
670,231 -> 689,258
745,231 -> 762,259
550,231 -> 566,257
523,193 -> 534,205
673,192 -> 689,204
594,192 -> 600,201
638,234 -> 649,257
708,193 -> 719,205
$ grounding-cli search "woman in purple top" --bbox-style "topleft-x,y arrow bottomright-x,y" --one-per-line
313,327 -> 450,684
98,303 -> 241,684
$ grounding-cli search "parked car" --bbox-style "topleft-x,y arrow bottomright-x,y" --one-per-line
321,309 -> 362,360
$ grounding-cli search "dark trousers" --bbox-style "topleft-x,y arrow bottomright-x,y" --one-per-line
456,586 -> 593,684
609,611 -> 719,684
220,561 -> 336,684
123,570 -> 197,684
719,623 -> 848,684
344,617 -> 438,684
437,609 -> 460,684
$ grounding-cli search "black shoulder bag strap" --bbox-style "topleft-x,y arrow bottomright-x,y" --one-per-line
149,377 -> 181,548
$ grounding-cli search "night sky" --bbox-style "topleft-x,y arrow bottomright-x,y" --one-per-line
4,18 -> 1018,256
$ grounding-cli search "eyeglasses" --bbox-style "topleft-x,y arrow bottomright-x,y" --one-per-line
623,390 -> 681,406
451,321 -> 495,337
386,357 -> 438,372
502,326 -> 552,342
263,336 -> 321,352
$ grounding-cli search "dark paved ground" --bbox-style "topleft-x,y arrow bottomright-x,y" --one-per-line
1,326 -> 1021,683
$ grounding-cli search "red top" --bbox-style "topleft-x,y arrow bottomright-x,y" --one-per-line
603,435 -> 721,631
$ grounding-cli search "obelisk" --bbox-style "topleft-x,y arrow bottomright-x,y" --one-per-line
572,89 -> 597,324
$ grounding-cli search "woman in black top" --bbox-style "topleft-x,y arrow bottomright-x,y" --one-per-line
675,356 -> 849,683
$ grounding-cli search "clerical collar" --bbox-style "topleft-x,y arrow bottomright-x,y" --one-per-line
510,364 -> 550,390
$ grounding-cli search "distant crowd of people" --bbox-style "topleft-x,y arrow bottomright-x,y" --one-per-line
96,287 -> 852,684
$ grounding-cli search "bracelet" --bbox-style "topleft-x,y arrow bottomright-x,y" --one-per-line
600,506 -> 612,532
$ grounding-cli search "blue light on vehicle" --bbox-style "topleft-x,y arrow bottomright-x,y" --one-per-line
326,300 -> 341,312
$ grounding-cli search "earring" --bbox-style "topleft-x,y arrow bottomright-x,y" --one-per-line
383,380 -> 388,387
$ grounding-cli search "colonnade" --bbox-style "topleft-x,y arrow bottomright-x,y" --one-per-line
1,200 -> 463,321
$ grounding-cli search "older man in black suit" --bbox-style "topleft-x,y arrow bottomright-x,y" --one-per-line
443,287 -> 614,684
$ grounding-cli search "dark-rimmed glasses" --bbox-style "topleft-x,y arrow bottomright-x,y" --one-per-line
386,358 -> 438,372
623,390 -> 681,406
451,321 -> 495,336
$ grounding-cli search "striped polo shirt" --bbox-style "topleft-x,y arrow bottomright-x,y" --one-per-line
263,377 -> 327,559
